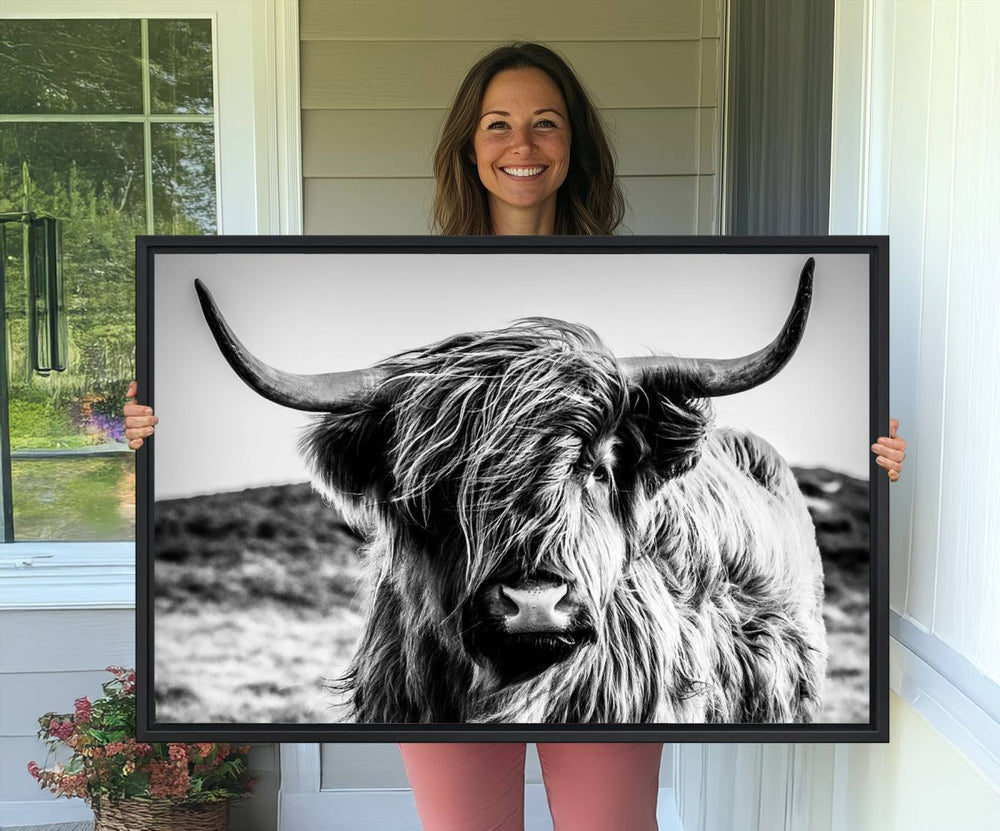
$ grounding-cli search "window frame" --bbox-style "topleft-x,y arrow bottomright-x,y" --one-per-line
0,0 -> 302,610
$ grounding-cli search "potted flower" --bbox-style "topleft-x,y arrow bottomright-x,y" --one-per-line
28,666 -> 254,830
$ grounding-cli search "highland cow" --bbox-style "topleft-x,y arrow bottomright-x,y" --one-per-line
195,258 -> 827,724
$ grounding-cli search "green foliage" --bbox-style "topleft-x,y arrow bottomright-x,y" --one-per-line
28,668 -> 255,809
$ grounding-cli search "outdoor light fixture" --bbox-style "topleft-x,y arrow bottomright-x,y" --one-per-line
28,216 -> 68,375
0,212 -> 68,377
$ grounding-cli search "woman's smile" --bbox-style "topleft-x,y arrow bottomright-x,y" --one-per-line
500,165 -> 548,178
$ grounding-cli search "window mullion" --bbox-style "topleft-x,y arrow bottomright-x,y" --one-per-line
141,18 -> 155,236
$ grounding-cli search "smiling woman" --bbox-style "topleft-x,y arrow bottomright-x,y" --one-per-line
431,42 -> 625,236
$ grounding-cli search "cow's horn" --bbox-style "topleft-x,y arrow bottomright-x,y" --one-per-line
619,257 -> 815,396
194,279 -> 383,411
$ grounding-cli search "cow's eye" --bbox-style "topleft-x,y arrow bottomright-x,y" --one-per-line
590,466 -> 611,485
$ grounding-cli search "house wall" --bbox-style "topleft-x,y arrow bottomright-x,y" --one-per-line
299,0 -> 724,236
675,0 -> 1000,827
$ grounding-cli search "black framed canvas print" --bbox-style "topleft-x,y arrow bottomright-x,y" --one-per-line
136,236 -> 888,742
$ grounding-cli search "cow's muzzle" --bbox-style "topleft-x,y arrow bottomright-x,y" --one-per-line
466,572 -> 597,684
483,575 -> 578,635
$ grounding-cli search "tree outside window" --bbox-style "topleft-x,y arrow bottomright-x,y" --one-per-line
1,18 -> 216,541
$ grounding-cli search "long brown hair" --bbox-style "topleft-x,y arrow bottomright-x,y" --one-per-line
432,42 -> 626,236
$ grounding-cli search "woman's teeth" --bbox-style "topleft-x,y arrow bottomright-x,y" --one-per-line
502,167 -> 544,177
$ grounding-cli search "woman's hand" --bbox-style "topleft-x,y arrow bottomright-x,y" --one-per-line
872,418 -> 907,482
123,380 -> 158,450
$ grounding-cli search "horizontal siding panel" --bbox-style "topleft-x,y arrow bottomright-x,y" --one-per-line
698,107 -> 718,175
1,736 -> 63,801
301,41 -> 702,110
702,0 -> 722,39
697,174 -> 720,234
304,177 -> 435,234
303,108 -> 706,178
320,743 -> 409,789
303,110 -> 444,178
0,610 -> 134,673
303,175 -> 702,236
301,0 -> 703,41
606,109 -> 702,175
700,37 -> 720,107
619,175 -> 700,234
0,670 -> 111,737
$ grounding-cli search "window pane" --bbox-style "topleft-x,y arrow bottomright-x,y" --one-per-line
148,19 -> 215,115
2,123 -> 145,541
152,123 -> 217,234
0,20 -> 143,115
11,456 -> 135,541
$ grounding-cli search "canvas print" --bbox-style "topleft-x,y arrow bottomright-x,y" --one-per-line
142,239 -> 883,740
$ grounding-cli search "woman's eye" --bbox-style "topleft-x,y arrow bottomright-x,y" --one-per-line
536,119 -> 557,128
486,121 -> 509,130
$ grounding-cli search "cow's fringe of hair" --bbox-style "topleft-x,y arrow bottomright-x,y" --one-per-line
379,318 -> 630,596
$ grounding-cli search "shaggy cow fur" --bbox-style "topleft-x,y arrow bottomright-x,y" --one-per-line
299,319 -> 828,724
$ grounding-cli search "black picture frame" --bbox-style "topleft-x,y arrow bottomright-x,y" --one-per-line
136,234 -> 889,743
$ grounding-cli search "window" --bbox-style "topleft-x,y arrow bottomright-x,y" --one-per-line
1,18 -> 217,541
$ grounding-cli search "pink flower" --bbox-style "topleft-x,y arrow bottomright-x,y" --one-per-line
168,744 -> 188,762
148,760 -> 190,799
74,697 -> 92,723
27,761 -> 40,779
48,719 -> 74,741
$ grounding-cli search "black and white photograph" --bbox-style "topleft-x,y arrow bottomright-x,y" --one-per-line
140,237 -> 885,741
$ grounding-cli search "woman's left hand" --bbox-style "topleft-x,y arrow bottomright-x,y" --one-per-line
872,418 -> 907,482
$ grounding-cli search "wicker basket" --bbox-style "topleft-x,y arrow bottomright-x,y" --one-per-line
93,798 -> 229,831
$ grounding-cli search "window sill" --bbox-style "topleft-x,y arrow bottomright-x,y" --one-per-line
0,542 -> 134,610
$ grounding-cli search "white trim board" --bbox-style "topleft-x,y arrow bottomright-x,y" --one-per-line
890,635 -> 1000,790
0,544 -> 134,611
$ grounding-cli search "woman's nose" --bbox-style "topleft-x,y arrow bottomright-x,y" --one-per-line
508,125 -> 536,154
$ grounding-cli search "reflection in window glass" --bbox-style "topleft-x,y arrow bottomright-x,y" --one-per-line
0,20 -> 143,115
12,457 -> 135,541
148,19 -> 215,115
1,19 -> 216,542
152,123 -> 217,234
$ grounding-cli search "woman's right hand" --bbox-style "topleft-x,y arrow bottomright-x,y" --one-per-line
123,380 -> 158,450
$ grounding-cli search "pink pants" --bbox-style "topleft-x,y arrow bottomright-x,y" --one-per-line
398,742 -> 663,831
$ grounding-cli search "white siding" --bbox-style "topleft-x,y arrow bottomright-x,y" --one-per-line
0,611 -> 134,805
300,0 -> 724,235
841,0 -> 1000,678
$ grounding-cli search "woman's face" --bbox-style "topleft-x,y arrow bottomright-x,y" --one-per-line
471,67 -> 571,223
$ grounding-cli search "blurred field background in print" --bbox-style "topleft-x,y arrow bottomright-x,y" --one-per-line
153,467 -> 869,725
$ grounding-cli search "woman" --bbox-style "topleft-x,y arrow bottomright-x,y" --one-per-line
125,42 -> 906,831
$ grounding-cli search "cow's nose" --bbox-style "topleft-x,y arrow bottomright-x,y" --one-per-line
497,580 -> 574,633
